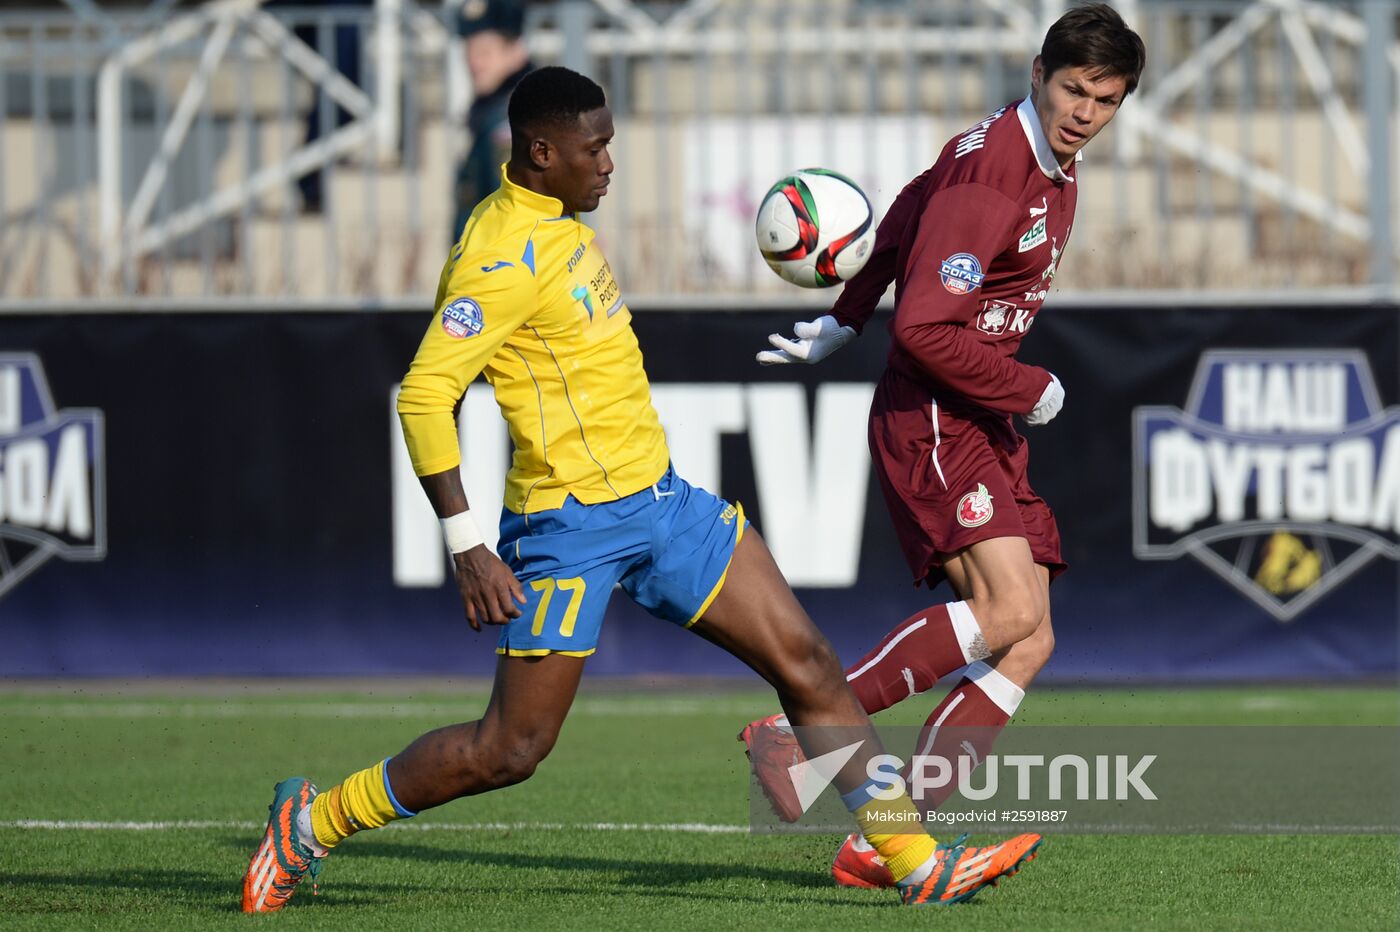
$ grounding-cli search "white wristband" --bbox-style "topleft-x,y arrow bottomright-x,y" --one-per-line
440,510 -> 484,554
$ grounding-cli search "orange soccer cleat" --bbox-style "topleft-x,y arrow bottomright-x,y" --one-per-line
830,830 -> 1040,891
241,777 -> 327,913
831,831 -> 896,888
737,713 -> 809,822
898,832 -> 1042,905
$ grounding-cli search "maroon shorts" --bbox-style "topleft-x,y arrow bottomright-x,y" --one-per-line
868,368 -> 1066,586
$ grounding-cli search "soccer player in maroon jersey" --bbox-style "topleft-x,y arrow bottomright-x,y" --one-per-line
740,3 -> 1146,888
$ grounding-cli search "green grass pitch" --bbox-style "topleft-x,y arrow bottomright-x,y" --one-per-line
0,682 -> 1395,930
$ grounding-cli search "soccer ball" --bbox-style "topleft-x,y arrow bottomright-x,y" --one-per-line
755,168 -> 875,288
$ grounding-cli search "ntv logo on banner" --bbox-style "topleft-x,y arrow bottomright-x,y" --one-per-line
1133,350 -> 1400,621
389,383 -> 874,589
0,354 -> 105,596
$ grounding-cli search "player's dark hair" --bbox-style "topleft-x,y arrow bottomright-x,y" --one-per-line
1040,2 -> 1146,95
508,66 -> 607,149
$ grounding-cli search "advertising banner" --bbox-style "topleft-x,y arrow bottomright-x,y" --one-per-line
1,305 -> 1394,679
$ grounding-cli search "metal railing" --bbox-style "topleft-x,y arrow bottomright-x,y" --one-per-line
0,0 -> 1395,306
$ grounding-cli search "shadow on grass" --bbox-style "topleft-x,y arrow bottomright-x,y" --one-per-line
218,832 -> 830,886
0,867 -> 242,913
346,836 -> 832,888
0,838 -> 1003,915
200,832 -> 895,909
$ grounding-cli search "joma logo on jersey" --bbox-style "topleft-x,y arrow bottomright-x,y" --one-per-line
0,354 -> 106,598
566,243 -> 587,273
1132,350 -> 1400,621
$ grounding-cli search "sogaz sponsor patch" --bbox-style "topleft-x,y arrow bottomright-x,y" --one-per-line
441,298 -> 485,339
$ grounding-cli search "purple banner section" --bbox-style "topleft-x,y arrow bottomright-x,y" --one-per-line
0,305 -> 1396,679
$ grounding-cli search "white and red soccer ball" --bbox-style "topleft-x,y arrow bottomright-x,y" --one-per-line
755,169 -> 875,288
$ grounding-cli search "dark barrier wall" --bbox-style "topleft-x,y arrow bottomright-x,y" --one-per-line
1,305 -> 1396,679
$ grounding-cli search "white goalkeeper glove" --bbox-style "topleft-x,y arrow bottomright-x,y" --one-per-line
1024,373 -> 1064,426
756,315 -> 857,365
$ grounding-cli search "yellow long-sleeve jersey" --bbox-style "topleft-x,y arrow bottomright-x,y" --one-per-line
396,168 -> 669,514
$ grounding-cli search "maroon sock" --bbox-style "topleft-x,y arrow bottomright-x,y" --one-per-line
844,603 -> 987,715
905,662 -> 1023,816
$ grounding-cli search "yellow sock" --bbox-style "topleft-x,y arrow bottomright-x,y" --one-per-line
854,792 -> 938,882
310,758 -> 415,850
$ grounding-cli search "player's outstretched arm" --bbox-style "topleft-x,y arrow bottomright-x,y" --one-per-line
417,468 -> 525,630
828,166 -> 934,332
756,168 -> 937,366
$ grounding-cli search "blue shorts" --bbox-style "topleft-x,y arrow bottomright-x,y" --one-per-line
494,465 -> 748,657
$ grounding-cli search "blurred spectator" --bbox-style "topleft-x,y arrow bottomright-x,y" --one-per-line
452,0 -> 533,242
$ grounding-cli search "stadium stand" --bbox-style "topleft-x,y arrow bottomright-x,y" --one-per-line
0,0 -> 1394,303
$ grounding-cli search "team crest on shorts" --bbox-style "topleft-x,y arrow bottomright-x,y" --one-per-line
939,253 -> 985,295
441,298 -> 485,339
957,483 -> 995,528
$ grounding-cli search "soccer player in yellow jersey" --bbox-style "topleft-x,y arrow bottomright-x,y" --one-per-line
241,67 -> 1039,913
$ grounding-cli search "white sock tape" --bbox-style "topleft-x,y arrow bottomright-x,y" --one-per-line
947,600 -> 991,664
440,510 -> 484,554
964,660 -> 1026,717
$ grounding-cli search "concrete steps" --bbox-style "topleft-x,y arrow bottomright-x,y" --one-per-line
0,111 -> 1381,302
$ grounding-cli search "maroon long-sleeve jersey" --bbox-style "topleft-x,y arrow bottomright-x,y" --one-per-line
832,96 -> 1078,417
